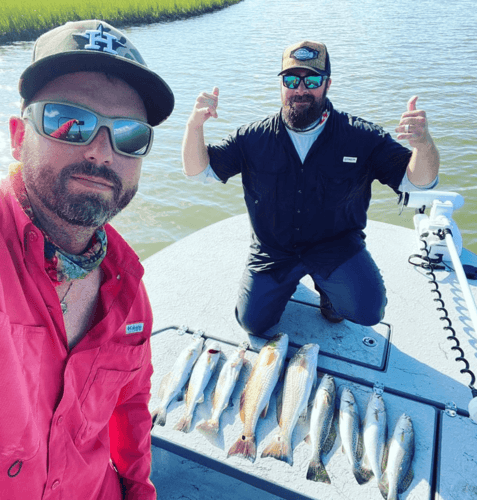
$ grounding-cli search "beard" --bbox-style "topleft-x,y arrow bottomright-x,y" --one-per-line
282,91 -> 329,131
23,160 -> 137,228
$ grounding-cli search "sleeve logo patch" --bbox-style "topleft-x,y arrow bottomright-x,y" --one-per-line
126,323 -> 144,334
343,157 -> 358,163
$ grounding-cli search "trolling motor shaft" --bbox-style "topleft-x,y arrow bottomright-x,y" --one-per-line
402,190 -> 477,422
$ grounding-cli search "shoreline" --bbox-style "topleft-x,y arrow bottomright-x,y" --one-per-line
0,0 -> 242,45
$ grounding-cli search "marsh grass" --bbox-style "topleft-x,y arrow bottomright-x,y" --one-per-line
0,0 -> 241,44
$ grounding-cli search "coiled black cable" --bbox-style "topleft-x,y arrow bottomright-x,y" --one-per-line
408,232 -> 477,398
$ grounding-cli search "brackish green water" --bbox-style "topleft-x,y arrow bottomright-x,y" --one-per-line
0,0 -> 476,260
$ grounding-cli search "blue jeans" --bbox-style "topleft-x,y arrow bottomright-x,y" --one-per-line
235,248 -> 386,335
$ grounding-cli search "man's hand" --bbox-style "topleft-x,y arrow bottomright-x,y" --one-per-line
395,96 -> 432,148
397,96 -> 440,186
188,87 -> 220,128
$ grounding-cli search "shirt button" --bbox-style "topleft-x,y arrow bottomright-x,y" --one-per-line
255,200 -> 258,204
295,227 -> 300,231
297,210 -> 301,213
57,416 -> 64,425
117,274 -> 121,280
52,480 -> 60,490
298,190 -> 302,194
29,231 -> 38,241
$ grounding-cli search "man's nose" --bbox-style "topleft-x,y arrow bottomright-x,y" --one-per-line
83,127 -> 114,166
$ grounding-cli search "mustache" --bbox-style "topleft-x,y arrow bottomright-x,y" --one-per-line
60,161 -> 123,198
290,95 -> 315,104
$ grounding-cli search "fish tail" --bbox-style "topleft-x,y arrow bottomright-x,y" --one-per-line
306,457 -> 331,484
261,435 -> 293,466
151,406 -> 167,427
196,419 -> 220,436
173,413 -> 193,433
227,434 -> 257,463
378,472 -> 390,499
353,465 -> 372,485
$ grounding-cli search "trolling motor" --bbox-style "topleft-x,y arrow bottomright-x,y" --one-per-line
401,190 -> 477,422
400,190 -> 465,262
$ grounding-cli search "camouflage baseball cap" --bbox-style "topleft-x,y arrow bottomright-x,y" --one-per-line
278,41 -> 331,76
19,20 -> 174,126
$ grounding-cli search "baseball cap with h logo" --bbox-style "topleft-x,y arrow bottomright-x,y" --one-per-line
18,20 -> 174,126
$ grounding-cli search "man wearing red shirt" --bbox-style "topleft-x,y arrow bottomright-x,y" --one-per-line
1,20 -> 174,499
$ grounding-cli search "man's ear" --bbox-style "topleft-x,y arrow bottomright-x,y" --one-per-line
9,117 -> 26,161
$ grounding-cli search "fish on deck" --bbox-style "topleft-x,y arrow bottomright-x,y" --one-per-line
227,333 -> 289,463
261,343 -> 320,466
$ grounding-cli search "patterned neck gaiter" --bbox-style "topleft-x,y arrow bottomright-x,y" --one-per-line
10,163 -> 108,286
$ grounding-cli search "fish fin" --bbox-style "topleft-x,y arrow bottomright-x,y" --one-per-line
354,465 -> 372,485
298,405 -> 308,422
361,452 -> 374,479
304,434 -> 311,445
381,441 -> 390,472
157,372 -> 171,400
261,435 -> 293,466
173,413 -> 193,433
276,386 -> 283,424
378,472 -> 389,499
196,419 -> 220,437
151,406 -> 167,427
306,457 -> 331,484
239,391 -> 246,422
176,387 -> 185,402
357,428 -> 364,462
398,466 -> 414,493
227,434 -> 257,463
198,393 -> 204,404
322,423 -> 337,456
260,401 -> 270,419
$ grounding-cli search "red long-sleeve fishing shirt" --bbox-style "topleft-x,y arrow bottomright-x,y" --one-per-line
0,172 -> 156,499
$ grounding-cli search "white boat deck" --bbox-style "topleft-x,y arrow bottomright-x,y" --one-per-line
143,214 -> 477,499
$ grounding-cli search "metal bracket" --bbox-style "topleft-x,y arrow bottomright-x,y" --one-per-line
177,325 -> 188,336
194,329 -> 206,339
239,341 -> 250,351
445,401 -> 457,417
373,381 -> 385,395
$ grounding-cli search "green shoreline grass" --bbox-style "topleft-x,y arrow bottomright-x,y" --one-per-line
0,0 -> 242,45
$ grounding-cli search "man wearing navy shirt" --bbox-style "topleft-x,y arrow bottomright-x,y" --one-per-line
182,40 -> 439,335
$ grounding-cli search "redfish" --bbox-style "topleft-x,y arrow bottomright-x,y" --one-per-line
227,333 -> 288,463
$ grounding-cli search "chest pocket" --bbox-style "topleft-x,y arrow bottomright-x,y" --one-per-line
74,340 -> 146,446
75,367 -> 140,445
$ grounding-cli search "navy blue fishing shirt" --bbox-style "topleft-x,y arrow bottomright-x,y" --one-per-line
207,100 -> 412,279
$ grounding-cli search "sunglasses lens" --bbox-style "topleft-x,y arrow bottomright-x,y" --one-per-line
283,75 -> 300,89
113,120 -> 152,156
304,76 -> 324,88
43,103 -> 97,142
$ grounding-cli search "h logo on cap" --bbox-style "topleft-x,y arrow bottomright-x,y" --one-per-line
78,23 -> 125,55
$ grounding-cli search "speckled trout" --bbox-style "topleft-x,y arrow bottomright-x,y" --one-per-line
227,333 -> 289,463
196,344 -> 247,436
151,335 -> 204,427
174,341 -> 222,433
362,391 -> 387,483
378,414 -> 414,500
339,387 -> 369,484
261,343 -> 320,466
305,373 -> 337,484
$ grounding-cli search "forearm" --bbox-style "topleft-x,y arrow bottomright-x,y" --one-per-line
406,138 -> 440,186
182,122 -> 210,176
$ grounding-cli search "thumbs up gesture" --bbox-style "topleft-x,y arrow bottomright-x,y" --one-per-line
395,96 -> 431,148
188,87 -> 220,128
